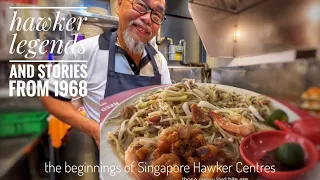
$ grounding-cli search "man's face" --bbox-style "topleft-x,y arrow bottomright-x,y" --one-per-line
117,0 -> 165,43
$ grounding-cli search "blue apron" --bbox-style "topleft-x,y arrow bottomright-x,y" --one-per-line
104,30 -> 162,97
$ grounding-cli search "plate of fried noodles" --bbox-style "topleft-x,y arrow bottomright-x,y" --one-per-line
100,79 -> 301,180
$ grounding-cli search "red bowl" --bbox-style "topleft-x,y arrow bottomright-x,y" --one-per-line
240,130 -> 318,180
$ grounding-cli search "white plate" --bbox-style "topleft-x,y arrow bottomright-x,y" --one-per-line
100,84 -> 301,179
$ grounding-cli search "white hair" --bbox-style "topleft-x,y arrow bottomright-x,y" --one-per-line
122,21 -> 145,56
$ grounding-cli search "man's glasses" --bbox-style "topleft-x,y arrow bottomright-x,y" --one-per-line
132,0 -> 166,25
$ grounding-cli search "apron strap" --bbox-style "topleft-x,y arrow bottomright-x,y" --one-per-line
107,31 -> 118,73
145,43 -> 161,76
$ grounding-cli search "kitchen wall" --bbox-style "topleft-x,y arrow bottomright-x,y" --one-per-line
158,0 -> 202,64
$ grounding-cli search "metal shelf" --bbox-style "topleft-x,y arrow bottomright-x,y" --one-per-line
0,11 -> 119,61
0,54 -> 46,61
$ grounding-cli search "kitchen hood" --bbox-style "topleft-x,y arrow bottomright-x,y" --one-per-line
189,0 -> 320,58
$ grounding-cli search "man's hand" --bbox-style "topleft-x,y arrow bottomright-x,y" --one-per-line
40,96 -> 101,149
90,122 -> 100,149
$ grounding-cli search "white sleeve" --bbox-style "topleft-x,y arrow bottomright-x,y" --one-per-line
47,51 -> 85,101
157,52 -> 172,84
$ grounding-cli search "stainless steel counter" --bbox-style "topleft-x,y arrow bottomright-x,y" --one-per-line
168,66 -> 204,83
0,132 -> 45,179
210,60 -> 320,106
0,96 -> 45,112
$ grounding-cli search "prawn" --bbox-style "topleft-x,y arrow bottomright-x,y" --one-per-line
209,112 -> 255,136
125,138 -> 155,180
152,154 -> 182,180
156,125 -> 201,153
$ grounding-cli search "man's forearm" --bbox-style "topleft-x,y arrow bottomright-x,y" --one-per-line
40,96 -> 99,138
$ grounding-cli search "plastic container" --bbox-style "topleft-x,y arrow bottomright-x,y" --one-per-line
0,111 -> 49,137
240,130 -> 318,180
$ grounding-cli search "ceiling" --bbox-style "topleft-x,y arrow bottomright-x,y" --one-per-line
190,0 -> 265,13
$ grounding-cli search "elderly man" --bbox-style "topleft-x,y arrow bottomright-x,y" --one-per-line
40,0 -> 170,162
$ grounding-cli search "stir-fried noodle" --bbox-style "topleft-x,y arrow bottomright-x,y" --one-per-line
107,80 -> 274,163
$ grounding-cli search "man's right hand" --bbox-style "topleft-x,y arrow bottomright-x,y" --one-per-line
40,96 -> 100,149
90,122 -> 100,149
